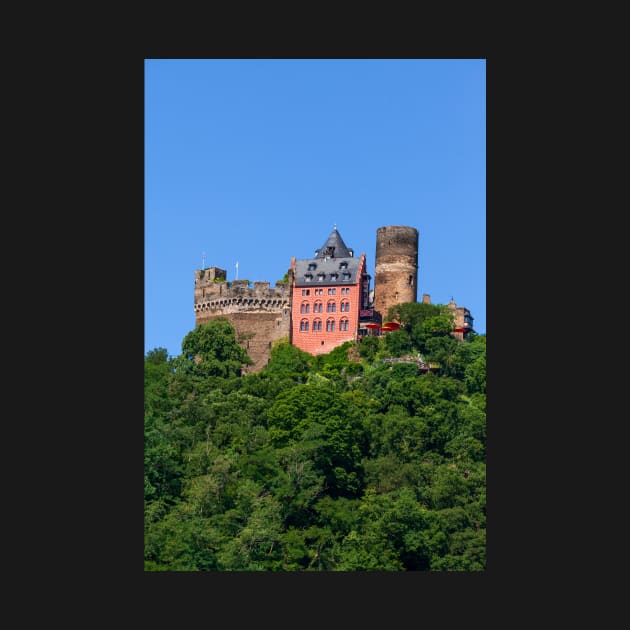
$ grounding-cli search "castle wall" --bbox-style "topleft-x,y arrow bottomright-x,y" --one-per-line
373,226 -> 419,320
194,275 -> 291,372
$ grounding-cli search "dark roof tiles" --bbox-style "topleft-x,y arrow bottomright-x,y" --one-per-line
314,227 -> 353,259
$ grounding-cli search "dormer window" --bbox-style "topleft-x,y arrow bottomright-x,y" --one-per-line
308,263 -> 317,271
342,272 -> 351,280
330,273 -> 338,281
305,273 -> 313,282
339,262 -> 348,270
317,273 -> 325,282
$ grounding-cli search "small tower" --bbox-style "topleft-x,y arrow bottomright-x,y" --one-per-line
373,225 -> 419,320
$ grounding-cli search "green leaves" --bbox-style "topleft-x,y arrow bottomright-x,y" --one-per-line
145,322 -> 486,570
176,319 -> 254,379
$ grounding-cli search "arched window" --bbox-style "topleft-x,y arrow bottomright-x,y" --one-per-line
312,319 -> 322,332
340,318 -> 349,331
326,319 -> 335,332
300,319 -> 309,332
340,300 -> 350,312
301,302 -> 310,314
327,301 -> 336,313
313,301 -> 323,313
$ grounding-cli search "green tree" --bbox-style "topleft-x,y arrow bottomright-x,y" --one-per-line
175,319 -> 253,379
264,339 -> 312,381
357,335 -> 381,362
383,329 -> 413,356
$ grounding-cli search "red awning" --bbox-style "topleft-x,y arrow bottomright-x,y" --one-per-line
365,324 -> 381,329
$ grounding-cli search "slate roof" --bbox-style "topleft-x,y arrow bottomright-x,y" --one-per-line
294,227 -> 361,287
314,227 -> 353,259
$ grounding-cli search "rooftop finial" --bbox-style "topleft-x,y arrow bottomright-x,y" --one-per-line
333,223 -> 337,230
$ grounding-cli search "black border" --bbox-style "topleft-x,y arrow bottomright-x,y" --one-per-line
63,39 -> 545,620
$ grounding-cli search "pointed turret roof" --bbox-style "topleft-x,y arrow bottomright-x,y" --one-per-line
315,226 -> 352,259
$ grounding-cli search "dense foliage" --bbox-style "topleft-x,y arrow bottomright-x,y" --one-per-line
145,311 -> 486,571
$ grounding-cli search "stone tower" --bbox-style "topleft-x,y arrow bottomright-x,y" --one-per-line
373,225 -> 419,320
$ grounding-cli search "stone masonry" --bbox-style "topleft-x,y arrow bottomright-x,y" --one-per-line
194,269 -> 292,372
373,225 -> 419,321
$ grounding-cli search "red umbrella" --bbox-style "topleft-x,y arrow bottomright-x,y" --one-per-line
381,322 -> 400,331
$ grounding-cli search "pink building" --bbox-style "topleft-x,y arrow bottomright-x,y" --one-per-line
290,227 -> 370,355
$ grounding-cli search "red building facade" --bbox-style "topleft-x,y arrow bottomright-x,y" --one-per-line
290,227 -> 368,356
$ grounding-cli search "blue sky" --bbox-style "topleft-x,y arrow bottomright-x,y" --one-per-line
145,59 -> 485,359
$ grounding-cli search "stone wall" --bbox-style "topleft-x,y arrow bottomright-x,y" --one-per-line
373,226 -> 419,320
193,271 -> 292,372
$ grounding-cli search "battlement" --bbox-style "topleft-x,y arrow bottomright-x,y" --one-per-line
193,267 -> 292,372
194,271 -> 291,310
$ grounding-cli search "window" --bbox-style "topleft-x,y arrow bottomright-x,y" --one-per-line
327,301 -> 336,313
341,287 -> 350,295
342,272 -> 351,280
326,319 -> 335,332
330,273 -> 338,281
340,318 -> 349,331
308,263 -> 317,271
301,289 -> 310,296
313,301 -> 323,313
315,288 -> 323,296
305,274 -> 312,282
339,261 -> 348,269
300,302 -> 310,314
327,288 -> 336,295
340,301 -> 350,312
317,274 -> 325,282
300,319 -> 309,332
408,275 -> 414,286
312,319 -> 322,332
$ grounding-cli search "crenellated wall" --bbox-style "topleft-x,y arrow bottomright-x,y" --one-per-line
193,269 -> 293,372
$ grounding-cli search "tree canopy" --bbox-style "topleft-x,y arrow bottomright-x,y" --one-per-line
145,313 -> 486,571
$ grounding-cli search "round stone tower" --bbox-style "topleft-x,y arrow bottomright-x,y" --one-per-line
373,225 -> 419,320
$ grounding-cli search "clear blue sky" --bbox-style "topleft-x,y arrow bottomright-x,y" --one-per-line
145,59 -> 485,359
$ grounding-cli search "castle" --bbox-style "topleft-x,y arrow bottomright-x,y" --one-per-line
193,225 -> 474,372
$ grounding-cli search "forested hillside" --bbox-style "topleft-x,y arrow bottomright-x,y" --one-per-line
144,303 -> 486,571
